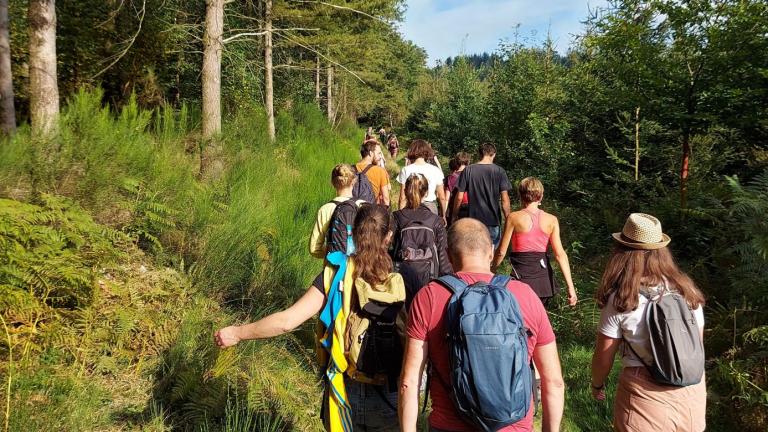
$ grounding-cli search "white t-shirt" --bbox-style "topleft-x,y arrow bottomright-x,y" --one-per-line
598,284 -> 704,368
396,163 -> 444,202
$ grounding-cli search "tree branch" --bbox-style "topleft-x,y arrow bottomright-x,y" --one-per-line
92,0 -> 147,79
276,30 -> 365,83
287,0 -> 389,23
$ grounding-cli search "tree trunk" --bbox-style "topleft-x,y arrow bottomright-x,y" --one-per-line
28,0 -> 59,138
201,0 -> 223,139
264,0 -> 275,142
326,65 -> 333,122
0,0 -> 15,135
634,106 -> 640,181
314,55 -> 320,108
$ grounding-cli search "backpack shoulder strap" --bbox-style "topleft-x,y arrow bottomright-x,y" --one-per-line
489,274 -> 511,287
434,274 -> 468,295
361,164 -> 375,174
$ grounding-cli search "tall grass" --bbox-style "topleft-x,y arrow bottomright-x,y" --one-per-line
0,90 -> 361,431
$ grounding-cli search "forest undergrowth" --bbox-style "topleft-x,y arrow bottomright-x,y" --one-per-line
0,91 -> 358,431
1,90 -> 766,431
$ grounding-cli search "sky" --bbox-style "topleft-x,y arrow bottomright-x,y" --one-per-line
400,0 -> 609,65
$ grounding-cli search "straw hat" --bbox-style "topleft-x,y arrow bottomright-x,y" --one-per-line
612,213 -> 671,250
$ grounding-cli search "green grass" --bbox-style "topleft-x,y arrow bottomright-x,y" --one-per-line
0,91 -> 361,431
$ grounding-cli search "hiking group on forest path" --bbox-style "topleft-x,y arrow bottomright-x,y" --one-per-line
214,137 -> 707,432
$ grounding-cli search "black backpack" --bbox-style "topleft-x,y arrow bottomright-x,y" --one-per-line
325,199 -> 360,255
627,288 -> 705,387
352,165 -> 377,203
393,212 -> 441,303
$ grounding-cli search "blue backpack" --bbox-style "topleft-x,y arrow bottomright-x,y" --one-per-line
432,274 -> 532,432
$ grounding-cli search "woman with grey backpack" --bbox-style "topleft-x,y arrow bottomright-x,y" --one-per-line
590,213 -> 706,431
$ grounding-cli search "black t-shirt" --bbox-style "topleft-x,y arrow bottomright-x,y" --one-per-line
455,163 -> 511,226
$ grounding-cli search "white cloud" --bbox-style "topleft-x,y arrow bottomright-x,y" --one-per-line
401,0 -> 609,65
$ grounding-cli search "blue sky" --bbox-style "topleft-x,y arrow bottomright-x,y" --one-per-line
400,0 -> 609,65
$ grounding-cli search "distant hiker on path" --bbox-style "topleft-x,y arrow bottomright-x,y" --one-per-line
309,164 -> 363,259
215,204 -> 405,432
452,143 -> 511,247
357,140 -> 391,205
590,213 -> 706,432
366,127 -> 375,141
492,177 -> 578,307
387,133 -> 399,159
444,152 -> 470,225
392,173 -> 452,307
398,218 -> 565,432
378,126 -> 387,144
397,139 -> 447,218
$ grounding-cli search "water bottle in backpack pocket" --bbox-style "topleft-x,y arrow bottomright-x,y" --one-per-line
432,274 -> 532,432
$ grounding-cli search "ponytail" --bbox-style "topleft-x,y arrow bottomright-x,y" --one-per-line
405,174 -> 428,210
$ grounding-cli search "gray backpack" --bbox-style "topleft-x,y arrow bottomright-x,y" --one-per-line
352,164 -> 376,203
628,288 -> 705,387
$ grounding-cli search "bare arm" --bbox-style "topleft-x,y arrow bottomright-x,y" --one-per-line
398,337 -> 427,432
534,341 -> 565,432
590,333 -> 622,400
550,218 -> 577,306
380,183 -> 391,206
491,215 -> 515,272
500,190 -> 511,219
452,191 -> 465,221
444,187 -> 452,221
436,185 -> 448,223
215,286 -> 325,347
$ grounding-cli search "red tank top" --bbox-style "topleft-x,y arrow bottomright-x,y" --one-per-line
512,209 -> 550,252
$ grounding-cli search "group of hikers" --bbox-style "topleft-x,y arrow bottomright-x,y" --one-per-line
214,137 -> 706,432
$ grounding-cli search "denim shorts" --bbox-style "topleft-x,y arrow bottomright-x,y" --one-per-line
345,377 -> 399,431
487,225 -> 501,248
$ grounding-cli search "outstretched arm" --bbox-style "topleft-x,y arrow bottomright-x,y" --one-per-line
399,337 -> 427,432
215,286 -> 325,347
534,341 -> 565,432
550,218 -> 577,306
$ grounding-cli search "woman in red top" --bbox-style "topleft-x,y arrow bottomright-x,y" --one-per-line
491,177 -> 577,307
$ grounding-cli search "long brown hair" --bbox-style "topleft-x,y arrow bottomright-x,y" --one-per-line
596,245 -> 705,312
352,204 -> 393,286
404,174 -> 428,209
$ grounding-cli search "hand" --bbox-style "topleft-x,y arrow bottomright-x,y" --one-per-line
591,384 -> 606,401
441,216 -> 447,227
214,326 -> 241,349
567,289 -> 578,307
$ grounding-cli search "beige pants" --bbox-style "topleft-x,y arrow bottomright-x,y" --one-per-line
613,367 -> 706,432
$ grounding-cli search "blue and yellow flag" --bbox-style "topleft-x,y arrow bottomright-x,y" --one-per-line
317,249 -> 356,432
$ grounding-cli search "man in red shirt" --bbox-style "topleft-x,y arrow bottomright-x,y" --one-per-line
399,218 -> 565,432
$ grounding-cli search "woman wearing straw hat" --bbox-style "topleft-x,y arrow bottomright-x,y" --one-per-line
590,213 -> 707,432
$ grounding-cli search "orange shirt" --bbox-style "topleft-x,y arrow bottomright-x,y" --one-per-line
355,161 -> 390,199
